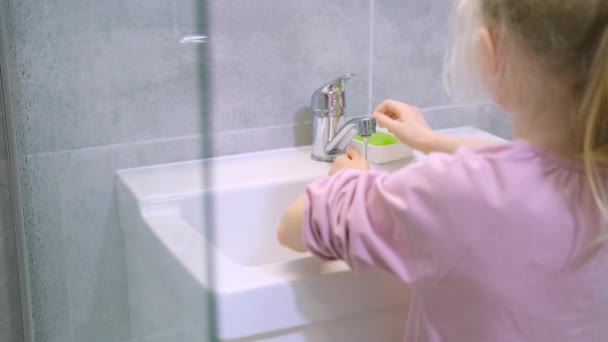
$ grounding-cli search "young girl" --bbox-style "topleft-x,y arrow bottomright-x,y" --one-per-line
279,0 -> 608,341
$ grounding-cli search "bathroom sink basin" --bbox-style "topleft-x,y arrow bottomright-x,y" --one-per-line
177,149 -> 411,267
116,126 -> 505,341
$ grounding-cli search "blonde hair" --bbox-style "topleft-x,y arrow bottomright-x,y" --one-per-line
582,28 -> 608,242
447,0 -> 608,238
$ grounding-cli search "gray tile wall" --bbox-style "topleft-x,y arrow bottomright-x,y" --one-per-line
373,0 -> 452,107
0,1 -> 511,342
0,83 -> 24,341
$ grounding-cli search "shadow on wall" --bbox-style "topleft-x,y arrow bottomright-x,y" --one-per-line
76,199 -> 131,341
294,107 -> 314,148
0,158 -> 24,342
121,219 -> 209,341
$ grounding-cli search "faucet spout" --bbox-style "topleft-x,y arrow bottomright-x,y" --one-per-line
324,117 -> 376,154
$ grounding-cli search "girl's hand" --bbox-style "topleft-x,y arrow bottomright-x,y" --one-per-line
329,146 -> 369,176
372,100 -> 438,153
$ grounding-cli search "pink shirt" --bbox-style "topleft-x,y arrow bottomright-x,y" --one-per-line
303,141 -> 608,342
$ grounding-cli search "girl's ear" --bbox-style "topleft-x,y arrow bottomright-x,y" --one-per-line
477,26 -> 500,76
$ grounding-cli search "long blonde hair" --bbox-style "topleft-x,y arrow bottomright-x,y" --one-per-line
447,0 -> 608,238
582,27 -> 608,241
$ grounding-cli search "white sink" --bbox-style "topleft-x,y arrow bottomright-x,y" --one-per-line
116,126 -> 505,341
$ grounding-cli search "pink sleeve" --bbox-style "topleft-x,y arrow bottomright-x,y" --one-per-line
303,149 -> 492,287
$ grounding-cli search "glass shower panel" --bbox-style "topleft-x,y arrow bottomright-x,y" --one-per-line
0,0 -> 213,341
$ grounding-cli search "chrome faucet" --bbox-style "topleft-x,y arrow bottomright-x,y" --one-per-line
310,74 -> 376,162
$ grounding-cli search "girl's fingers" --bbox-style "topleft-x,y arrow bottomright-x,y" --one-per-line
373,99 -> 408,119
346,145 -> 361,159
373,112 -> 401,132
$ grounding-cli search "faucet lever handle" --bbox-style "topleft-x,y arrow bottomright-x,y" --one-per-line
319,73 -> 355,94
311,73 -> 355,117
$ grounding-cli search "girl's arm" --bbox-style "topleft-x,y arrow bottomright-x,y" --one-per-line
278,146 -> 493,287
278,146 -> 369,252
277,195 -> 308,252
372,100 -> 503,154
